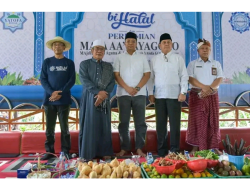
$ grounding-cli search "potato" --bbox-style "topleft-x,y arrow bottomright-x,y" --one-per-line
136,166 -> 141,174
116,165 -> 123,178
89,171 -> 97,178
78,162 -> 87,171
92,162 -> 98,168
110,157 -> 119,168
110,170 -> 117,178
123,171 -> 129,178
129,165 -> 137,173
78,172 -> 89,178
93,164 -> 102,174
128,163 -> 136,168
88,161 -> 93,168
81,165 -> 92,175
133,171 -> 140,178
101,164 -> 111,177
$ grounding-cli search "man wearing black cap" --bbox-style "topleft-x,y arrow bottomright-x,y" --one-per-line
147,33 -> 188,156
113,32 -> 151,157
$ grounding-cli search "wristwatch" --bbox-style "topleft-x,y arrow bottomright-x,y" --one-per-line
135,86 -> 141,91
181,92 -> 187,95
209,86 -> 214,92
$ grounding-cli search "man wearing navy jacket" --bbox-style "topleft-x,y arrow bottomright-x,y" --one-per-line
40,36 -> 76,160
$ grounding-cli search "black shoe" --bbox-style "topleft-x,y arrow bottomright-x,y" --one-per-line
64,153 -> 72,160
40,153 -> 56,160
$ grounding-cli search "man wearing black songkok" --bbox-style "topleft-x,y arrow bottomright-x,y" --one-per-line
147,33 -> 189,156
113,32 -> 151,157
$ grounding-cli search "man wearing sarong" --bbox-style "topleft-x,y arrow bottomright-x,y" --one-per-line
113,32 -> 151,157
186,38 -> 224,155
78,39 -> 115,160
147,33 -> 189,156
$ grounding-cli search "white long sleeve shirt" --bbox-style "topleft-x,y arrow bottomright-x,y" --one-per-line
187,58 -> 224,89
113,51 -> 151,97
147,51 -> 189,99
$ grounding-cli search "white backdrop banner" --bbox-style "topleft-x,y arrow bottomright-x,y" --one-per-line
74,12 -> 185,71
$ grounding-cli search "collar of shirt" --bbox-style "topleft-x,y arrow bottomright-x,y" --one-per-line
92,57 -> 102,63
125,50 -> 138,55
161,50 -> 173,57
160,50 -> 173,61
198,57 -> 211,63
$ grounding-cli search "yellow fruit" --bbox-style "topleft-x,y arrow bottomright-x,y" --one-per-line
175,168 -> 184,175
201,172 -> 206,178
205,171 -> 210,176
181,173 -> 188,178
193,172 -> 201,178
186,170 -> 191,175
188,174 -> 194,178
206,173 -> 213,177
175,175 -> 181,178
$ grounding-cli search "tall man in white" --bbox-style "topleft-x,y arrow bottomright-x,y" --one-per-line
113,32 -> 151,157
147,33 -> 189,157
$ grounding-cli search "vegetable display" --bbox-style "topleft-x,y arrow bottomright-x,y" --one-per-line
194,150 -> 219,160
222,135 -> 250,155
77,158 -> 142,178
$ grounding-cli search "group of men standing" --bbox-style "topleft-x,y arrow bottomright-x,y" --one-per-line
39,32 -> 223,160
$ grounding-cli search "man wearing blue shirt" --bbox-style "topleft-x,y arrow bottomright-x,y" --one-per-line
40,36 -> 76,160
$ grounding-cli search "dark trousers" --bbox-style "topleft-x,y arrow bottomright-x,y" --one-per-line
155,98 -> 181,156
44,105 -> 71,154
117,95 -> 147,151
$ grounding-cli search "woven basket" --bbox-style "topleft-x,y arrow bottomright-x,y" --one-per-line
27,170 -> 51,179
51,169 -> 76,178
27,152 -> 58,179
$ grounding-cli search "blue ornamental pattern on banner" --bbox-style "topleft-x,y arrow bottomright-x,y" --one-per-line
229,12 -> 250,34
34,12 -> 44,77
0,12 -> 27,33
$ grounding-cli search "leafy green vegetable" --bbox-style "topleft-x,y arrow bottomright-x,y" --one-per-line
194,150 -> 219,160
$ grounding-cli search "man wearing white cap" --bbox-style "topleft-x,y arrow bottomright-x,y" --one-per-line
78,39 -> 115,160
40,36 -> 76,160
186,38 -> 224,155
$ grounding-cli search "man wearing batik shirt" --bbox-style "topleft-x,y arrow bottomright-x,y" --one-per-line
186,38 -> 224,155
147,33 -> 189,157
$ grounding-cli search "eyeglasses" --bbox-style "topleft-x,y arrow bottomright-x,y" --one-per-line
94,47 -> 105,51
52,43 -> 64,47
164,55 -> 168,62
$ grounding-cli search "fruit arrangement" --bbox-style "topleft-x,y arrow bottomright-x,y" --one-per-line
222,135 -> 250,155
213,160 -> 243,176
165,152 -> 189,160
194,150 -> 219,160
154,157 -> 174,166
77,158 -> 142,178
142,162 -> 213,178
32,163 -> 58,172
241,157 -> 250,176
